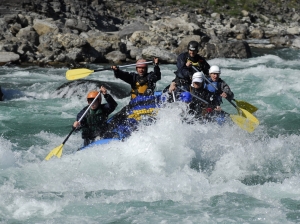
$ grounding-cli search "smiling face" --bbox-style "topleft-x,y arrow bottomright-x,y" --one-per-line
188,49 -> 197,58
210,72 -> 220,82
136,59 -> 148,76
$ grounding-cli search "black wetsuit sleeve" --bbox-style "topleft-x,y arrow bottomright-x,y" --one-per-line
220,79 -> 234,101
114,70 -> 136,86
176,53 -> 191,79
153,64 -> 161,81
102,94 -> 118,115
201,58 -> 211,77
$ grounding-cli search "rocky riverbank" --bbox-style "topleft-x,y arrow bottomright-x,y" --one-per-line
0,0 -> 299,67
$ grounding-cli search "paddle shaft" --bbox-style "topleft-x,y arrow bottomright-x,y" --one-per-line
94,61 -> 153,73
192,66 -> 218,91
190,67 -> 259,132
177,86 -> 209,104
191,66 -> 255,106
227,99 -> 238,109
62,91 -> 102,145
191,66 -> 238,107
172,91 -> 176,102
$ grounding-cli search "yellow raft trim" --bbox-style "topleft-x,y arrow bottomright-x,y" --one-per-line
127,108 -> 159,121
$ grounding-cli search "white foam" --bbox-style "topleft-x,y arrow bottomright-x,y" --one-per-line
0,137 -> 16,169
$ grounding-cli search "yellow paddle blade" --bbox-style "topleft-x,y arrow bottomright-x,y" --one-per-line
45,144 -> 64,161
56,146 -> 63,158
230,112 -> 259,133
66,68 -> 94,81
240,108 -> 259,124
235,99 -> 258,114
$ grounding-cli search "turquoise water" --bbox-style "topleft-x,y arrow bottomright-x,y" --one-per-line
0,48 -> 300,223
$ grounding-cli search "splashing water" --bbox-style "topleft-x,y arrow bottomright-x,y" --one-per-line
0,49 -> 300,223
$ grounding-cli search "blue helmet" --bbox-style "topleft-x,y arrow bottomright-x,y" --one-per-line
179,92 -> 192,103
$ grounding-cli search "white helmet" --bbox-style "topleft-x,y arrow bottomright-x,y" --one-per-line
192,72 -> 203,83
191,72 -> 203,87
209,65 -> 221,74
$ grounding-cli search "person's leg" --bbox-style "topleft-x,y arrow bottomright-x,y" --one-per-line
83,138 -> 91,147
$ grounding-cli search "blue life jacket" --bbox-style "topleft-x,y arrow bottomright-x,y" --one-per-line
204,79 -> 222,104
206,81 -> 218,93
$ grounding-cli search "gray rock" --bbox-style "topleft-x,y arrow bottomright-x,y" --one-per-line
0,52 -> 20,63
66,48 -> 83,61
250,28 -> 265,39
205,41 -> 252,59
292,37 -> 300,48
16,26 -> 39,45
142,46 -> 177,63
33,19 -> 58,36
270,35 -> 292,47
65,18 -> 89,32
105,50 -> 127,63
118,21 -> 150,39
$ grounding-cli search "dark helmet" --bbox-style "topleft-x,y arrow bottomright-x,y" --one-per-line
187,41 -> 199,52
179,92 -> 192,103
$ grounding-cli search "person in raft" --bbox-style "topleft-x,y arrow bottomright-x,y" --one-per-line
111,57 -> 161,99
73,86 -> 118,147
173,40 -> 210,91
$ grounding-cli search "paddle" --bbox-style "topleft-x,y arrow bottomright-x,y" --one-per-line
177,86 -> 209,104
172,91 -> 176,102
227,100 -> 259,133
233,99 -> 258,114
178,87 -> 259,132
191,66 -> 258,114
190,66 -> 259,132
45,91 -> 101,160
66,61 -> 153,81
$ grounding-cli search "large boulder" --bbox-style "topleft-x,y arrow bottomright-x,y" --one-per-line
0,52 -> 20,64
250,28 -> 265,39
33,19 -> 59,36
270,35 -> 292,47
105,50 -> 127,63
65,18 -> 89,32
205,41 -> 252,59
16,26 -> 39,45
129,31 -> 164,48
287,26 -> 300,35
151,15 -> 200,34
55,33 -> 87,49
118,21 -> 149,39
55,80 -> 131,99
292,37 -> 300,49
142,46 -> 177,63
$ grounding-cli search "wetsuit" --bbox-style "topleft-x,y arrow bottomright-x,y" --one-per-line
76,94 -> 117,146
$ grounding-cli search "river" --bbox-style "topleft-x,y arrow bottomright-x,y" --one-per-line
0,48 -> 300,223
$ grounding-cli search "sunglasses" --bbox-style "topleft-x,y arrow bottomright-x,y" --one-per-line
87,98 -> 95,103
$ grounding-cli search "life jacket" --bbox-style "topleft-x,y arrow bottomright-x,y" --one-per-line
206,81 -> 219,93
130,75 -> 153,99
205,80 -> 222,105
82,108 -> 107,140
189,87 -> 210,117
187,55 -> 208,74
